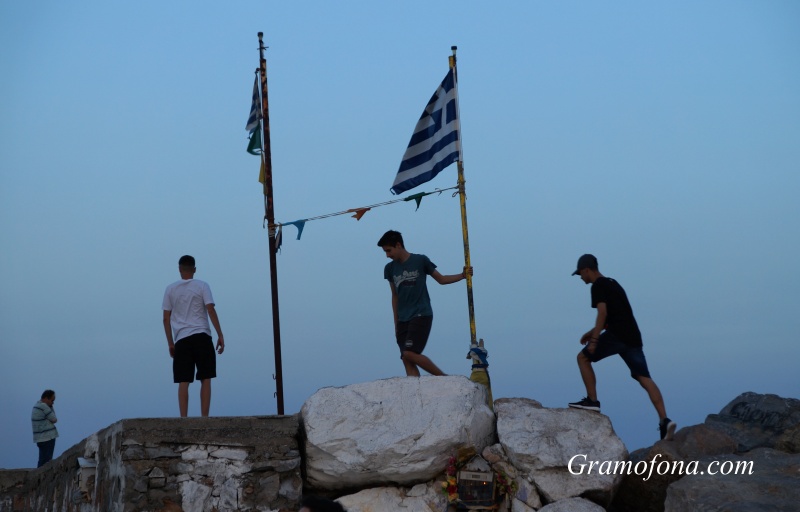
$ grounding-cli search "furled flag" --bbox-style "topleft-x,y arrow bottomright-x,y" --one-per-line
246,75 -> 262,155
391,68 -> 460,195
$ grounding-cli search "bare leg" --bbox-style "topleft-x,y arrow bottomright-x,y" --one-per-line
402,351 -> 445,376
200,379 -> 212,417
636,376 -> 667,419
402,355 -> 420,376
577,351 -> 598,401
178,382 -> 190,417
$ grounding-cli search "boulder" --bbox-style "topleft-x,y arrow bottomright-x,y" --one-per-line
495,398 -> 627,507
482,444 -> 543,510
508,476 -> 543,511
661,423 -> 738,460
509,499 -> 537,512
775,423 -> 800,454
611,423 -> 737,512
538,497 -> 606,511
704,392 -> 800,452
665,448 -> 800,511
336,481 -> 446,512
301,376 -> 495,491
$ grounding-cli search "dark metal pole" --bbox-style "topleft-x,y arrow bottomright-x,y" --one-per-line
258,32 -> 284,415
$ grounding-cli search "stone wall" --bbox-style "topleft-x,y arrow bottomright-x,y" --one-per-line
0,416 -> 301,512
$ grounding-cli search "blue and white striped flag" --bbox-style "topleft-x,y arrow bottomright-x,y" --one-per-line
246,75 -> 263,156
246,75 -> 262,133
391,68 -> 460,195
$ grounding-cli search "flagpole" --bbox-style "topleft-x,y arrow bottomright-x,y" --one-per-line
450,46 -> 478,348
258,32 -> 285,415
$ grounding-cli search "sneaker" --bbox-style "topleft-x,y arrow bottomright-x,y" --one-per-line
659,418 -> 676,441
568,397 -> 601,412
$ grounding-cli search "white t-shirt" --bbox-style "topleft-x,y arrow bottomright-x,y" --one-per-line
162,279 -> 214,342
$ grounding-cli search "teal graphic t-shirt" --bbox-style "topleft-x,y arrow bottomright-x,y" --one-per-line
384,254 -> 437,322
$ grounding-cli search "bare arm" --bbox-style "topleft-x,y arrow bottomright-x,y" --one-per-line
388,281 -> 399,328
431,266 -> 473,285
580,302 -> 607,351
206,304 -> 225,354
163,310 -> 175,358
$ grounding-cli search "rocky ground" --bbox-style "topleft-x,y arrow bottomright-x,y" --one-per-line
300,378 -> 799,512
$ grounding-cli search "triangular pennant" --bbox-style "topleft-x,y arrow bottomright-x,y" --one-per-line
348,208 -> 371,221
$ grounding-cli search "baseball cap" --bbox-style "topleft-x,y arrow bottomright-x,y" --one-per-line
572,254 -> 598,275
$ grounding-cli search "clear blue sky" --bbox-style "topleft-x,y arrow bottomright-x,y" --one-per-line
2,1 -> 798,469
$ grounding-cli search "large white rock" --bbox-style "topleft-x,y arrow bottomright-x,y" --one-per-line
495,398 -> 628,506
337,481 -> 447,512
302,376 -> 495,490
510,499 -> 537,512
539,497 -> 607,511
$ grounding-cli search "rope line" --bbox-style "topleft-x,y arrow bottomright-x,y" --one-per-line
267,185 -> 459,229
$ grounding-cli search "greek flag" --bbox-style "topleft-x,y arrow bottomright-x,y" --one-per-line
246,75 -> 262,155
391,68 -> 460,195
246,75 -> 261,133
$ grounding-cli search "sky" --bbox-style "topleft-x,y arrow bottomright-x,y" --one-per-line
1,1 -> 798,470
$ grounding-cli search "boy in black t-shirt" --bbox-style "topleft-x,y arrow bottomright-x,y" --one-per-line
569,254 -> 676,441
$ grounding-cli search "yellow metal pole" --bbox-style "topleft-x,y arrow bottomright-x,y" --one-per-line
450,47 -> 477,348
457,161 -> 477,347
452,47 -> 492,408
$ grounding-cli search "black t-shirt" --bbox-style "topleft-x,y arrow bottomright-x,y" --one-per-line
591,277 -> 642,347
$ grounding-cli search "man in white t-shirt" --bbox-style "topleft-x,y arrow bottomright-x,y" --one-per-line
162,255 -> 225,417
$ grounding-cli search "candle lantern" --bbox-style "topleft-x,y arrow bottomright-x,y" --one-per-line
455,456 -> 496,510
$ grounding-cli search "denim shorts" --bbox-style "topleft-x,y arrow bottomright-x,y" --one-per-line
582,331 -> 651,380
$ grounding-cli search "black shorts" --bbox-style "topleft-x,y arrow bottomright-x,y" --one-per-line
396,315 -> 433,355
173,333 -> 216,383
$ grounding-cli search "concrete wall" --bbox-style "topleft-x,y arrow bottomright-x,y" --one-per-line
0,416 -> 301,512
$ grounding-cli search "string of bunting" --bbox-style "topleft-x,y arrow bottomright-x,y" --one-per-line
267,185 -> 461,250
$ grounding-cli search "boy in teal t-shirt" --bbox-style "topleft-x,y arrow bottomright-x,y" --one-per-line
378,230 -> 472,377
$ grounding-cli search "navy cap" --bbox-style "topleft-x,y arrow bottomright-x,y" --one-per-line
572,254 -> 598,275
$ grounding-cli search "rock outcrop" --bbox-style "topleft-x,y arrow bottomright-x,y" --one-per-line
613,391 -> 800,512
3,388 -> 798,512
665,448 -> 800,511
539,497 -> 607,511
302,376 -> 495,491
336,482 -> 447,512
300,384 -> 630,511
704,391 -> 800,452
611,424 -> 738,512
495,398 -> 627,507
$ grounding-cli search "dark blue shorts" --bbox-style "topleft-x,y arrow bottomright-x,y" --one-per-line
396,315 -> 433,355
582,331 -> 651,380
173,333 -> 216,383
